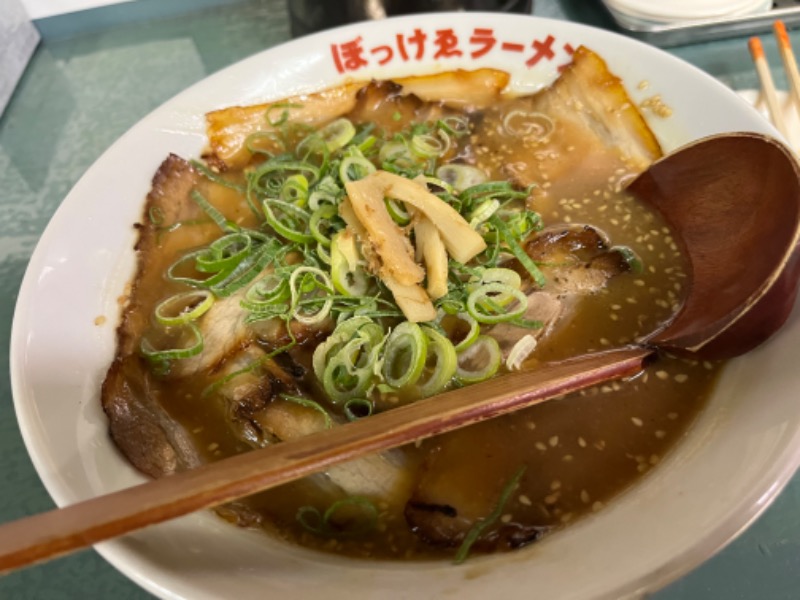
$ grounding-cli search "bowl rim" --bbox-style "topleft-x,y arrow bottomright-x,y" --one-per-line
9,11 -> 800,600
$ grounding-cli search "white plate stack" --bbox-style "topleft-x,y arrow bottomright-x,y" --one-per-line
602,0 -> 773,28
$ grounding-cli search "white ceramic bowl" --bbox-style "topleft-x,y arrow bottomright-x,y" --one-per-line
10,12 -> 800,600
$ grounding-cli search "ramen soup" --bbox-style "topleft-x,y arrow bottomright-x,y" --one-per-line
101,46 -> 722,562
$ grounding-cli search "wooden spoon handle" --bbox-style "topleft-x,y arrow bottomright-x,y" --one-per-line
0,346 -> 649,574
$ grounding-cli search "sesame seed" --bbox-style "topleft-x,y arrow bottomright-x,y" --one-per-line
674,373 -> 689,383
655,370 -> 669,380
631,417 -> 644,427
655,430 -> 666,439
501,513 -> 513,523
578,436 -> 587,448
550,480 -> 562,490
535,442 -> 548,451
592,501 -> 604,512
580,490 -> 591,503
549,435 -> 559,447
544,493 -> 560,505
519,494 -> 532,506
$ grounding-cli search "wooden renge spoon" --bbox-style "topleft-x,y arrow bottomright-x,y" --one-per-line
1,132 -> 799,574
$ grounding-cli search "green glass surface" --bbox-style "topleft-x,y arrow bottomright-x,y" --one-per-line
0,0 -> 797,598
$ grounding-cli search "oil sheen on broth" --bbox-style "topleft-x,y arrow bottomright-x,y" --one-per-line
103,55 -> 721,563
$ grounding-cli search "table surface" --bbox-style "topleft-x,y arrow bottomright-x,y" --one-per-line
1,0 -> 799,598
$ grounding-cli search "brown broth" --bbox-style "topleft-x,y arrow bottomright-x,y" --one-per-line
120,87 -> 721,563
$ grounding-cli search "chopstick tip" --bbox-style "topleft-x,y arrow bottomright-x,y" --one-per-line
774,20 -> 791,48
749,36 -> 765,59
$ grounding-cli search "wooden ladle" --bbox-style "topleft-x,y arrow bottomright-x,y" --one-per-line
1,132 -> 799,574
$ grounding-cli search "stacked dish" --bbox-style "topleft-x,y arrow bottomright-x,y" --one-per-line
602,0 -> 772,27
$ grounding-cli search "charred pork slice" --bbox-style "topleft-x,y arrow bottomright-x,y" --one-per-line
471,45 -> 662,206
101,155 -> 208,477
405,225 -> 630,549
215,345 -> 412,509
490,224 -> 631,363
102,155 -> 263,477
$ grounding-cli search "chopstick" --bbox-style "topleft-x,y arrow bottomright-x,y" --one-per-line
749,35 -> 790,138
774,20 -> 800,123
0,347 -> 647,575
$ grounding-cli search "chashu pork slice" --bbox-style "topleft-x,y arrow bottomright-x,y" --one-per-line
102,155 -> 210,478
102,154 -> 260,477
471,45 -> 662,208
490,225 -> 632,366
215,345 -> 412,509
204,68 -> 510,170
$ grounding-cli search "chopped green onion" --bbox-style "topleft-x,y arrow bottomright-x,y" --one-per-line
154,290 -> 215,326
297,496 -> 378,538
280,173 -> 310,206
319,117 -> 356,153
262,198 -> 314,244
469,199 -> 501,229
456,335 -> 501,383
454,466 -> 527,564
190,160 -> 245,193
309,204 -> 340,247
343,397 -> 374,421
315,318 -> 384,403
436,164 -> 487,192
611,245 -> 644,274
289,266 -> 333,325
502,109 -> 554,139
437,310 -> 480,352
191,190 -> 238,233
194,232 -> 251,273
418,175 -> 457,197
339,154 -> 376,183
280,393 -> 333,429
417,326 -> 457,397
308,175 -> 342,210
316,241 -> 332,265
140,322 -> 204,373
410,130 -> 451,159
266,102 -> 303,127
330,231 -> 371,296
385,197 -> 410,226
312,317 -> 375,382
381,322 -> 428,389
437,115 -> 470,136
210,241 -> 278,297
466,283 -> 528,324
489,215 -> 546,288
241,273 -> 290,312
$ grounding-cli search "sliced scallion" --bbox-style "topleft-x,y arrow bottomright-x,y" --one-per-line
456,335 -> 501,383
416,326 -> 457,397
381,322 -> 428,389
154,290 -> 215,327
454,465 -> 527,564
262,198 -> 314,244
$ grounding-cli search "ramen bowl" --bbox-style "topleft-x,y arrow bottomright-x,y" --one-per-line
10,12 -> 800,600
